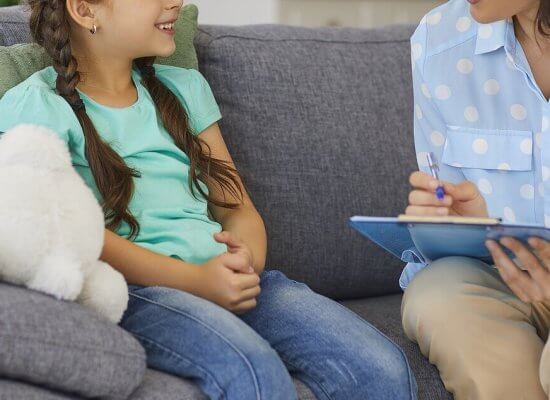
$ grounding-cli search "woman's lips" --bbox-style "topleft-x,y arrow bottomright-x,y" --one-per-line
468,0 -> 481,5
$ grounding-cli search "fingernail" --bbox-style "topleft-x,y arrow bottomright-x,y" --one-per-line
529,238 -> 538,247
248,266 -> 254,273
429,180 -> 438,189
436,207 -> 447,215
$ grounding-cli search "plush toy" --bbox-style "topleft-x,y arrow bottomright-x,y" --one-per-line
0,124 -> 128,323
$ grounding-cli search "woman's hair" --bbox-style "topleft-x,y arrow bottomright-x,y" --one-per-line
28,0 -> 243,240
538,0 -> 550,35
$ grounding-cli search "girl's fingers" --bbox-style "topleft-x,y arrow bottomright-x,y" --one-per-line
232,298 -> 258,314
237,285 -> 261,302
214,231 -> 242,248
486,240 -> 545,303
408,190 -> 453,206
220,253 -> 252,273
237,272 -> 261,290
405,205 -> 450,216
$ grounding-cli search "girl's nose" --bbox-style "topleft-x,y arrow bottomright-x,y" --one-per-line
166,0 -> 183,10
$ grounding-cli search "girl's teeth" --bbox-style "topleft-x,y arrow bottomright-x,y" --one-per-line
157,23 -> 174,30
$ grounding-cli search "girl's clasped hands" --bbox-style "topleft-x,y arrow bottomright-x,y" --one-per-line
192,231 -> 260,314
407,170 -> 550,304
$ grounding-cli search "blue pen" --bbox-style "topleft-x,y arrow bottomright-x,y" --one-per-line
426,152 -> 445,201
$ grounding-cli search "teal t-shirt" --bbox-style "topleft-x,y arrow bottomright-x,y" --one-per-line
0,64 -> 228,265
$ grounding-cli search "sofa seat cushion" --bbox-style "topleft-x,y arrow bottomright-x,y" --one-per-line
128,368 -> 316,400
0,282 -> 146,399
341,294 -> 453,400
0,379 -> 78,400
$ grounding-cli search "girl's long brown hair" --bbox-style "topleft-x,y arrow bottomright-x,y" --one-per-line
28,0 -> 243,240
537,0 -> 550,35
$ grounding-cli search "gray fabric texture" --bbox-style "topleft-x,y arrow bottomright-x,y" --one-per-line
342,295 -> 453,400
0,5 -> 29,45
0,379 -> 78,400
127,369 -> 316,400
0,282 -> 146,399
194,24 -> 418,300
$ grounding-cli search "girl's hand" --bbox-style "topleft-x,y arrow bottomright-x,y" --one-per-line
194,252 -> 261,314
486,237 -> 550,303
406,171 -> 489,217
214,231 -> 255,273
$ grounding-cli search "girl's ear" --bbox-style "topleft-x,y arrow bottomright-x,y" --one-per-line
65,0 -> 97,32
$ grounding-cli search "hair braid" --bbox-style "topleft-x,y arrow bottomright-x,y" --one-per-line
27,1 -> 244,242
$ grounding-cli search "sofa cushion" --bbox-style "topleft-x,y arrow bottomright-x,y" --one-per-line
0,4 -> 199,98
128,368 -> 316,400
194,24 -> 418,299
0,281 -> 146,399
0,379 -> 78,400
341,295 -> 452,400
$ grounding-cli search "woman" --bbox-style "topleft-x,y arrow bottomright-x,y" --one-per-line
403,0 -> 550,398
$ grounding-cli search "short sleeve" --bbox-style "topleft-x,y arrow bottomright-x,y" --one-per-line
155,66 -> 222,135
0,85 -> 74,144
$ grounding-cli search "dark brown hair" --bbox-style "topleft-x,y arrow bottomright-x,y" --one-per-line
28,0 -> 243,240
537,0 -> 550,35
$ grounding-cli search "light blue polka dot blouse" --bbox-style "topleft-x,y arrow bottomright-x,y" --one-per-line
400,0 -> 550,290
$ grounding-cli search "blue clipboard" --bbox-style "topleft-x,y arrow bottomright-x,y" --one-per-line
349,216 -> 550,264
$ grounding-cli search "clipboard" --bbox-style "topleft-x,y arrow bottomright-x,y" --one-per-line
349,215 -> 550,264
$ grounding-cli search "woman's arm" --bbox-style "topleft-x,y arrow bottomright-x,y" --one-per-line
100,228 -> 201,289
198,123 -> 268,274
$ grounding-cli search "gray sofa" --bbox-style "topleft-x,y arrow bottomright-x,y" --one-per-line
0,5 -> 452,400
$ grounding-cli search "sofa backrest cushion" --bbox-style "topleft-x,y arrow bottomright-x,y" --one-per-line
194,24 -> 418,299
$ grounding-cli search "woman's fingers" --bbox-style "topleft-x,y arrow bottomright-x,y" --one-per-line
405,205 -> 450,216
486,239 -> 545,303
529,237 -> 550,269
409,171 -> 438,190
409,190 -> 453,207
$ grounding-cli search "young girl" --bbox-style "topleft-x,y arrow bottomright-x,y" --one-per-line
404,0 -> 550,398
0,1 -> 418,399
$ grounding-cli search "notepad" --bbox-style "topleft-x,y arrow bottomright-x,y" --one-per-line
349,215 -> 550,265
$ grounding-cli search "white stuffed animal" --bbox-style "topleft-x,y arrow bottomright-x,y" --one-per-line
0,123 -> 128,323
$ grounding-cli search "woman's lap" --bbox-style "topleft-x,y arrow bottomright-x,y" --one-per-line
121,269 -> 417,400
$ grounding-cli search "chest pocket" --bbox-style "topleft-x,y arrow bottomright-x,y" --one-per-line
441,126 -> 533,171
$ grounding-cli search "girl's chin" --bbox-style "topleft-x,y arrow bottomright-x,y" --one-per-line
152,43 -> 177,58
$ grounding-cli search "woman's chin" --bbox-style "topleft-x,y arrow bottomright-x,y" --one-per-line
470,7 -> 497,24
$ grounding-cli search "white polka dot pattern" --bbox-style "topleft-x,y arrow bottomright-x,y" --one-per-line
404,0 -> 546,290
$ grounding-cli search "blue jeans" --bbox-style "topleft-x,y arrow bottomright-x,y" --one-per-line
119,269 -> 417,400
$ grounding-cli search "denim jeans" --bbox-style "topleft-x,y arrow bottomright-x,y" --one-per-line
119,269 -> 417,400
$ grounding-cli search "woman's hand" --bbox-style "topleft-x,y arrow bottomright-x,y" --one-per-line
406,171 -> 489,217
486,237 -> 550,303
193,250 -> 261,314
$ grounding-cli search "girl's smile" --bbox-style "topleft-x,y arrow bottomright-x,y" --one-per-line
155,19 -> 176,36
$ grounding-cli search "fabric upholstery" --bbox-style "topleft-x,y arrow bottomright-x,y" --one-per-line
0,282 -> 146,399
194,24 -> 418,299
